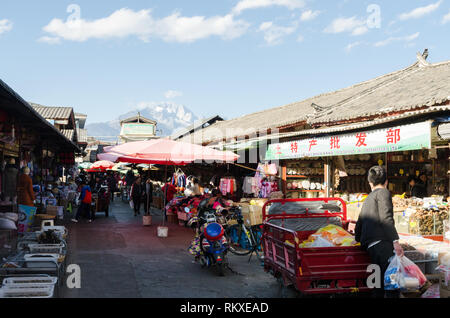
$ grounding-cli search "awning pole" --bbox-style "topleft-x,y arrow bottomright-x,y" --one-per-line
162,162 -> 168,226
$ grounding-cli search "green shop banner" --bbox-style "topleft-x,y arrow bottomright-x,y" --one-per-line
265,121 -> 432,160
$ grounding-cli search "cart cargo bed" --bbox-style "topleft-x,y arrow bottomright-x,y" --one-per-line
262,199 -> 372,295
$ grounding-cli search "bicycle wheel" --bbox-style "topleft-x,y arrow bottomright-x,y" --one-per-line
225,224 -> 255,256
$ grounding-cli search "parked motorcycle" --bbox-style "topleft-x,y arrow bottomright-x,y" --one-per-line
187,200 -> 230,276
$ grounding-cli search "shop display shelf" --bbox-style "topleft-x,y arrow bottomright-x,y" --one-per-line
0,285 -> 54,298
3,276 -> 58,286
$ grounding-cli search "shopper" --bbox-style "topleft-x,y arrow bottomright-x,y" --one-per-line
161,178 -> 177,205
143,177 -> 153,215
3,158 -> 18,203
72,181 -> 93,223
130,177 -> 143,216
107,172 -> 117,202
17,167 -> 35,207
355,166 -> 404,298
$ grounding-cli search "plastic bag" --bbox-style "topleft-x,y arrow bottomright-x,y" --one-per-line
300,224 -> 360,247
385,254 -> 427,291
129,200 -> 134,210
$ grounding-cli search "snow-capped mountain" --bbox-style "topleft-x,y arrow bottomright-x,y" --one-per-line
86,102 -> 201,142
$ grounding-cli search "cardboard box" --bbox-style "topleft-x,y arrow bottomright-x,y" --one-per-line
46,206 -> 63,217
240,198 -> 268,207
241,204 -> 263,226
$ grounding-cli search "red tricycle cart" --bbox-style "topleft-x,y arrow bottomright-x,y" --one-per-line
262,198 -> 372,296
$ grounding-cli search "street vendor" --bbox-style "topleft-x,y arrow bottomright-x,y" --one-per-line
17,167 -> 35,207
355,166 -> 404,298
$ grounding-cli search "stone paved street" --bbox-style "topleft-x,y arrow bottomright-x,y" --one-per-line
61,199 -> 281,298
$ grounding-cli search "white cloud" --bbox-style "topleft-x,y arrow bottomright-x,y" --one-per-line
345,41 -> 362,52
324,16 -> 368,36
442,10 -> 450,24
258,21 -> 297,45
0,19 -> 13,35
164,90 -> 183,99
398,1 -> 442,20
232,0 -> 305,15
300,10 -> 320,22
41,8 -> 250,43
296,34 -> 304,42
37,36 -> 61,45
374,32 -> 420,47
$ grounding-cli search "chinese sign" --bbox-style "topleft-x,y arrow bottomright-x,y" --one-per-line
265,121 -> 431,160
121,123 -> 155,136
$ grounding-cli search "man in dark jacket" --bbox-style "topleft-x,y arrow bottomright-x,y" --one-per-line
130,177 -> 143,216
355,166 -> 404,298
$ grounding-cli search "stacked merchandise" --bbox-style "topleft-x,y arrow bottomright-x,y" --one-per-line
171,169 -> 187,192
391,197 -> 449,236
297,224 -> 360,248
398,234 -> 450,277
0,221 -> 69,298
235,199 -> 268,226
242,163 -> 279,199
219,176 -> 237,196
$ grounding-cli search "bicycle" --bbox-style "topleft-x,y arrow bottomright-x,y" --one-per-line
224,207 -> 263,262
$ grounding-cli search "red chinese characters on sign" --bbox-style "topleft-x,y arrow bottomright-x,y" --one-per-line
275,145 -> 282,155
387,128 -> 401,144
330,137 -> 340,149
309,139 -> 317,151
290,142 -> 298,153
356,133 -> 368,147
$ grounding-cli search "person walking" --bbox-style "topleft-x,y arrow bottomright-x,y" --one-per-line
72,180 -> 93,223
143,177 -> 153,215
130,177 -> 143,216
107,173 -> 117,202
355,166 -> 404,298
17,167 -> 35,207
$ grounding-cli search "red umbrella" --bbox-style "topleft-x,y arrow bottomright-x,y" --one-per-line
97,139 -> 239,165
91,160 -> 115,171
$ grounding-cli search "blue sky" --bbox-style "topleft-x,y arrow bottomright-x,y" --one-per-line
1,0 -> 450,125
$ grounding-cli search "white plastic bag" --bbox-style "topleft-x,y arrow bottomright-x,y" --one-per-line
309,235 -> 335,248
385,254 -> 427,291
129,200 -> 134,210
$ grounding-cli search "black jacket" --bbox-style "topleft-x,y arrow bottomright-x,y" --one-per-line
355,188 -> 399,250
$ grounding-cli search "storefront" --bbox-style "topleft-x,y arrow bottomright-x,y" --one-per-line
0,79 -> 80,257
264,118 -> 450,239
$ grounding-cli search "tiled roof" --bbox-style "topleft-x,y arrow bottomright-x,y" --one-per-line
77,128 -> 88,143
179,56 -> 450,145
61,129 -> 75,141
30,103 -> 74,120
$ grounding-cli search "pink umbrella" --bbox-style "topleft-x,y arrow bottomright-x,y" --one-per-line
97,139 -> 239,165
91,160 -> 115,171
98,139 -> 239,230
